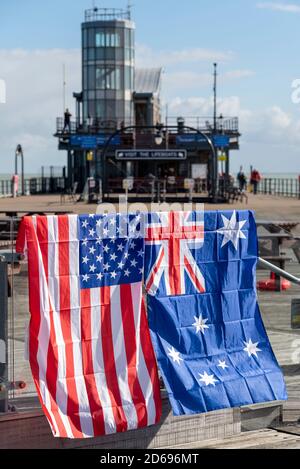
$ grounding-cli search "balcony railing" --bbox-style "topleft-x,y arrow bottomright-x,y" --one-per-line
55,116 -> 239,136
84,8 -> 131,23
166,116 -> 239,133
55,117 -> 135,135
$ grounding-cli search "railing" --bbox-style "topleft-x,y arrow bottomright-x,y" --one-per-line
56,117 -> 135,135
166,116 -> 239,133
258,178 -> 300,198
0,180 -> 13,198
41,166 -> 66,178
1,231 -> 299,417
84,8 -> 131,22
107,177 -> 209,198
56,116 -> 239,136
0,178 -> 66,197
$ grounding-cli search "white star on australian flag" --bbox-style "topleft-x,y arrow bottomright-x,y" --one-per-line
217,211 -> 246,250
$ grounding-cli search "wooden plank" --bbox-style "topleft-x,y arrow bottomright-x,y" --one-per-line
0,400 -> 241,449
166,429 -> 300,449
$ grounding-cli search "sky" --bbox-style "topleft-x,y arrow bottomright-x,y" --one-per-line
1,0 -> 300,175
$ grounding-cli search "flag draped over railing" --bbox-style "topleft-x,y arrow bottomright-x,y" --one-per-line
16,214 -> 161,439
16,210 -> 287,439
145,210 -> 287,415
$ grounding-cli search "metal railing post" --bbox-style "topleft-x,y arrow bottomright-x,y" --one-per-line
0,259 -> 8,413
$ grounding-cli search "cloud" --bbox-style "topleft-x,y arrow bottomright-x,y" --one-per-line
161,69 -> 255,96
0,48 -> 81,173
257,2 -> 300,13
223,70 -> 255,80
0,79 -> 6,104
0,46 -> 299,174
166,96 -> 252,125
166,96 -> 300,146
136,44 -> 234,68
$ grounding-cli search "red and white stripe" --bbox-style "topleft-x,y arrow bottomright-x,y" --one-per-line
146,211 -> 205,296
17,215 -> 161,439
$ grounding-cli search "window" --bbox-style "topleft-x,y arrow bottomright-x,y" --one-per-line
88,29 -> 95,47
95,30 -> 121,48
83,67 -> 88,89
96,68 -> 106,90
125,29 -> 131,48
88,48 -> 95,61
96,67 -> 121,90
96,101 -> 105,118
106,100 -> 116,119
125,66 -> 133,89
88,66 -> 95,89
125,48 -> 132,62
95,32 -> 105,47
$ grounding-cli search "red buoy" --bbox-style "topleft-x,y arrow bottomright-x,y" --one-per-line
258,272 -> 291,291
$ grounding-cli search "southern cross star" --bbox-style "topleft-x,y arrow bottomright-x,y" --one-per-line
217,210 -> 246,250
168,347 -> 183,365
193,315 -> 209,334
244,339 -> 261,358
218,360 -> 229,370
198,371 -> 218,387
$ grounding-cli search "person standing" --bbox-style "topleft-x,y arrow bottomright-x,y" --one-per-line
250,168 -> 261,195
63,108 -> 72,133
237,166 -> 247,191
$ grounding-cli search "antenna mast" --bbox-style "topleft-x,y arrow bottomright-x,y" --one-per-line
127,1 -> 133,18
213,63 -> 217,133
63,63 -> 66,113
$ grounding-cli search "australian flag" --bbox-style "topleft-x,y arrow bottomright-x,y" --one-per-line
145,210 -> 287,416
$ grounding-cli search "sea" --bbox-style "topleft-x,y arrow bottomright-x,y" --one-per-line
0,172 -> 299,181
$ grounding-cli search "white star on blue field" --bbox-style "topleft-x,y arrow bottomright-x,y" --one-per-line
79,214 -> 144,289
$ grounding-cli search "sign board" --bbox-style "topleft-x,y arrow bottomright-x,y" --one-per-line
70,135 -> 121,149
176,134 -> 230,149
123,178 -> 134,191
86,151 -> 94,162
213,135 -> 230,148
218,154 -> 228,162
116,150 -> 187,161
176,135 -> 208,145
184,179 -> 195,190
192,164 -> 208,179
88,178 -> 96,189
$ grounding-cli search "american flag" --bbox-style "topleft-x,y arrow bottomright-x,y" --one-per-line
17,214 -> 161,439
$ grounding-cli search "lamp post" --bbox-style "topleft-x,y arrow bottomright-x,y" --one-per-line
101,124 -> 218,202
15,144 -> 25,196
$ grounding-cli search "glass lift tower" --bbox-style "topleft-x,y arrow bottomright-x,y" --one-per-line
82,7 -> 135,128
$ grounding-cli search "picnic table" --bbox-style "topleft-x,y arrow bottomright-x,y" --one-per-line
256,220 -> 299,234
257,220 -> 300,263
